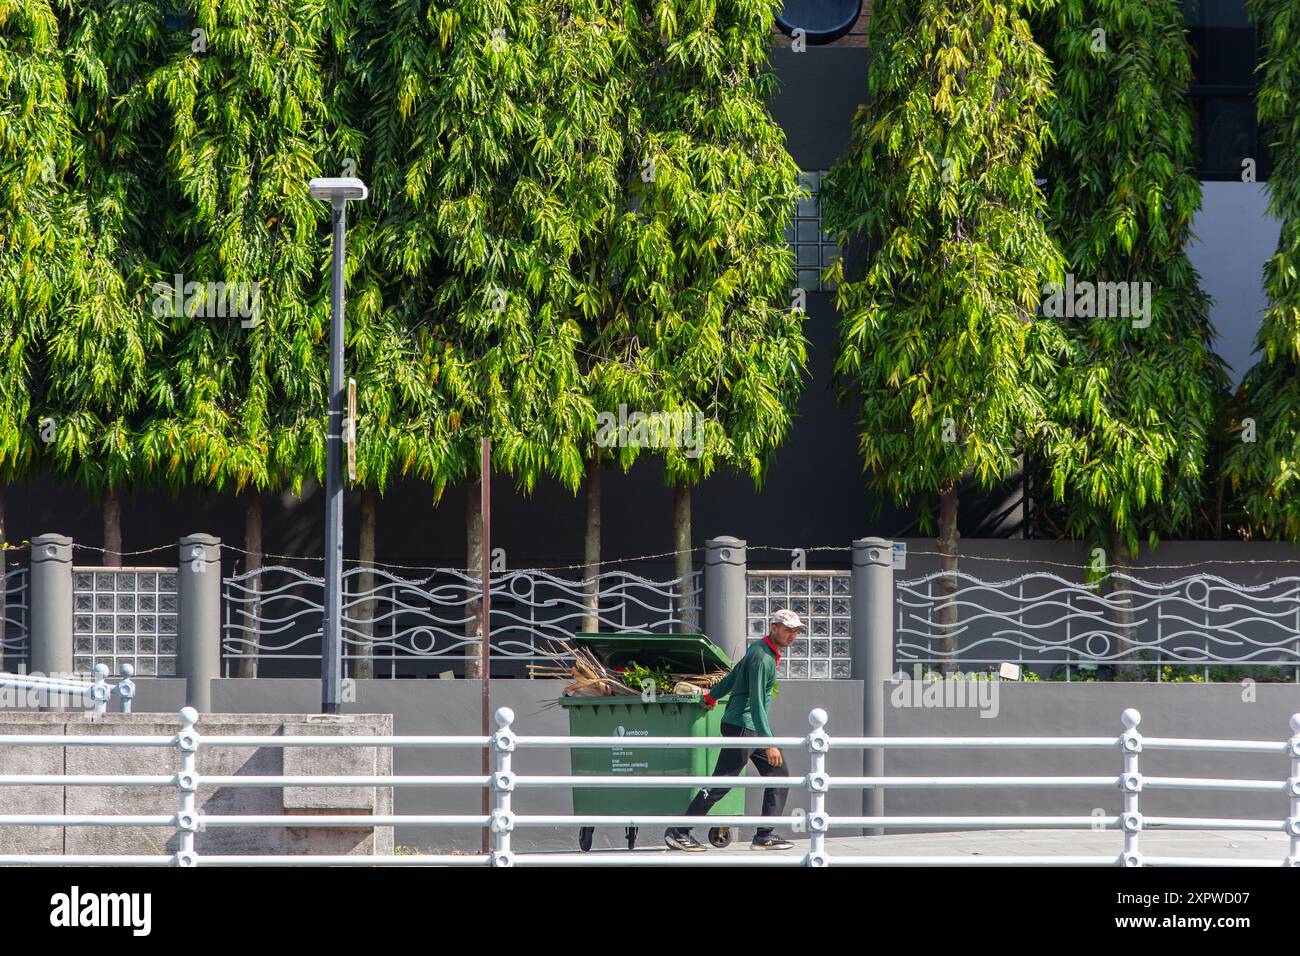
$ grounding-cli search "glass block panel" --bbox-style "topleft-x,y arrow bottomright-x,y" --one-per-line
791,640 -> 808,657
139,573 -> 157,589
160,594 -> 178,613
832,576 -> 849,594
95,614 -> 114,633
789,659 -> 809,679
140,594 -> 156,611
75,656 -> 92,671
811,618 -> 830,637
747,576 -> 766,595
137,657 -> 157,677
748,618 -> 767,637
748,598 -> 767,616
75,594 -> 94,611
769,578 -> 787,596
812,598 -> 830,616
95,573 -> 114,589
75,636 -> 93,653
159,658 -> 177,677
75,573 -> 94,590
95,637 -> 113,654
139,615 -> 156,633
116,594 -> 135,611
832,660 -> 852,679
832,618 -> 850,637
812,640 -> 830,658
114,573 -> 133,589
812,577 -> 830,595
833,597 -> 850,616
159,636 -> 177,655
115,637 -> 135,654
833,639 -> 851,658
810,660 -> 830,679
790,598 -> 809,616
75,615 -> 94,634
788,577 -> 809,594
159,573 -> 177,592
96,594 -> 114,612
116,614 -> 135,633
777,661 -> 789,679
140,636 -> 156,654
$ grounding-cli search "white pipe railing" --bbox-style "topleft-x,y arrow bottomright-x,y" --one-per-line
0,706 -> 1295,866
0,662 -> 136,713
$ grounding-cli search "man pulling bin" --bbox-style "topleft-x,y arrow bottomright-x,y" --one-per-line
664,608 -> 805,851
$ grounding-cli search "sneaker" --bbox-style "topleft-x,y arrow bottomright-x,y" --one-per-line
750,834 -> 795,851
664,829 -> 707,852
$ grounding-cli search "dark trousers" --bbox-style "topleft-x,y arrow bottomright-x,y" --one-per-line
680,722 -> 789,837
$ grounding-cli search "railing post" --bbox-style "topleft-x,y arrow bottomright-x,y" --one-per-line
1287,714 -> 1300,867
1120,708 -> 1143,867
89,663 -> 111,714
174,706 -> 201,867
29,533 -> 74,678
852,537 -> 892,835
178,535 -> 221,713
115,663 -> 136,713
489,706 -> 516,867
704,536 -> 747,662
805,708 -> 831,867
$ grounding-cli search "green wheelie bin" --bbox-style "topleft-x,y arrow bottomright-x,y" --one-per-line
560,632 -> 745,851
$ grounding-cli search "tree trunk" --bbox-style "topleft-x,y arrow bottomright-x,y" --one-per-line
936,481 -> 960,675
239,490 -> 262,678
1110,531 -> 1139,678
672,481 -> 694,633
465,475 -> 483,679
102,488 -> 121,568
582,458 -> 602,633
355,486 -> 377,679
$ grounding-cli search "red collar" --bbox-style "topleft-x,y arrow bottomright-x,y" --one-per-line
763,635 -> 782,663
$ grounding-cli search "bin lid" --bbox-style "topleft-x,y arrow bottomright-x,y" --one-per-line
571,632 -> 734,674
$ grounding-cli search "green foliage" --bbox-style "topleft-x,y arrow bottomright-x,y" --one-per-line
1225,0 -> 1300,540
1034,0 -> 1229,556
620,659 -> 672,695
820,0 -> 1064,524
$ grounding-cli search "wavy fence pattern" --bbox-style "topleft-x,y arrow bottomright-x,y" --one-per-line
2,564 -> 28,670
222,565 -> 702,677
896,571 -> 1300,678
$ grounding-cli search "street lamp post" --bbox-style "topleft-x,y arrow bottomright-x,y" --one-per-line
308,176 -> 368,715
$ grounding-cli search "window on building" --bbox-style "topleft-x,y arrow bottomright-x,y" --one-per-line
786,170 -> 840,293
1184,0 -> 1269,181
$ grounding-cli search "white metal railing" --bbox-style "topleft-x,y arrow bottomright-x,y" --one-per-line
0,706 -> 1296,865
0,662 -> 136,713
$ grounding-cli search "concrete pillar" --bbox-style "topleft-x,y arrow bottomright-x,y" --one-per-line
30,533 -> 74,676
852,537 -> 893,835
178,534 -> 221,712
704,536 -> 747,662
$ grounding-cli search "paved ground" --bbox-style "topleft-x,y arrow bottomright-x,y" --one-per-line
580,829 -> 1292,862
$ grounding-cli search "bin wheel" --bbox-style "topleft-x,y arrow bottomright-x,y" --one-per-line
579,827 -> 594,852
708,826 -> 732,848
626,826 -> 638,849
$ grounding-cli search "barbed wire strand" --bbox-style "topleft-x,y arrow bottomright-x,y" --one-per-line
28,539 -> 1300,575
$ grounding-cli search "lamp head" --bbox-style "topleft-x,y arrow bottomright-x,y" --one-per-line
308,177 -> 368,201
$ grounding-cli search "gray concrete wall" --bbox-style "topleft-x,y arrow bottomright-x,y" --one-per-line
0,712 -> 392,857
882,681 -> 1300,831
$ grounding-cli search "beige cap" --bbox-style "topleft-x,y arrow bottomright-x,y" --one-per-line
771,608 -> 806,631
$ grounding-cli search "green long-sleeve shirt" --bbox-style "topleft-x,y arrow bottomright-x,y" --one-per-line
704,637 -> 780,738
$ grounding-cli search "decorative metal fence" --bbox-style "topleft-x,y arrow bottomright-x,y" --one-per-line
896,571 -> 1300,679
73,568 -> 180,677
222,565 -> 702,677
2,563 -> 28,671
0,706 -> 1295,866
746,571 -> 852,678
